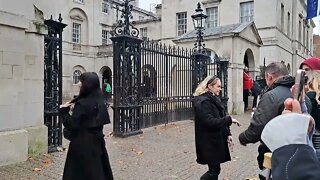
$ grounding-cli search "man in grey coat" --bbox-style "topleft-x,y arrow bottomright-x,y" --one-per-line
238,62 -> 295,170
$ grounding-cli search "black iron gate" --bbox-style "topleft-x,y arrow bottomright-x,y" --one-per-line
44,15 -> 67,152
111,0 -> 229,137
140,40 -> 229,128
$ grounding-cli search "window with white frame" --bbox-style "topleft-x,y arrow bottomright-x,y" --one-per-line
102,0 -> 108,13
287,12 -> 290,36
74,0 -> 84,4
307,28 -> 309,51
206,7 -> 218,28
299,19 -> 302,42
303,23 -> 306,47
177,12 -> 187,36
240,1 -> 254,23
102,29 -> 109,45
72,23 -> 81,44
73,70 -> 82,84
140,28 -> 148,40
281,4 -> 284,32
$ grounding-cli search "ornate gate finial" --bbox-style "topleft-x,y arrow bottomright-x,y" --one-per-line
112,0 -> 139,37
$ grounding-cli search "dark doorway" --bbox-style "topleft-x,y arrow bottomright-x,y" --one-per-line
102,66 -> 112,87
142,65 -> 157,97
101,66 -> 112,101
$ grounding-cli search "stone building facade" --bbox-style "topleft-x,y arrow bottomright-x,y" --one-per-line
54,0 -> 315,112
313,34 -> 320,58
135,0 -> 314,112
0,0 -> 153,166
0,0 -> 317,165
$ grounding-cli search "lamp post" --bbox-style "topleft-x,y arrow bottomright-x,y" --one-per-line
191,2 -> 208,53
191,2 -> 210,92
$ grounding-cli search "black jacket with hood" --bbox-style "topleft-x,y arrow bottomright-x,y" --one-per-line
239,75 -> 295,144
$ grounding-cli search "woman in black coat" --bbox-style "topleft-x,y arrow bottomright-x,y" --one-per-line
59,72 -> 113,180
193,75 -> 240,180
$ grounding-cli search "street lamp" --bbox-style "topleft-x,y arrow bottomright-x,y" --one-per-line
191,2 -> 210,92
191,2 -> 207,53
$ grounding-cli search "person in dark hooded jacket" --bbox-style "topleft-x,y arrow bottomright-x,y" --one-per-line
238,62 -> 295,170
193,75 -> 241,180
59,72 -> 113,180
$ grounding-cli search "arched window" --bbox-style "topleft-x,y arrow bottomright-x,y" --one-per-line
73,70 -> 82,84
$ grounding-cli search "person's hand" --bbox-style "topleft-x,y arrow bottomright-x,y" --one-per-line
227,136 -> 233,145
283,98 -> 302,114
232,118 -> 241,127
283,98 -> 314,134
227,136 -> 234,152
59,102 -> 73,108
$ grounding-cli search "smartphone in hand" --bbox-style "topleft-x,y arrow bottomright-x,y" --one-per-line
293,69 -> 306,101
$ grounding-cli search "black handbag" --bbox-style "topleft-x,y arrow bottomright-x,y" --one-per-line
63,127 -> 72,141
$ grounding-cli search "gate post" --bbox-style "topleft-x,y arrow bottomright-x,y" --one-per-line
44,14 -> 67,152
218,58 -> 230,110
111,0 -> 143,137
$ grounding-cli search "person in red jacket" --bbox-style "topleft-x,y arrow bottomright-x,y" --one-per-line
243,67 -> 253,111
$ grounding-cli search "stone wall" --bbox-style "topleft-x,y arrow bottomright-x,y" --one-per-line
0,10 -> 47,166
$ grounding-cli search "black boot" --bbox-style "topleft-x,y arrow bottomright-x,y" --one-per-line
200,171 -> 218,180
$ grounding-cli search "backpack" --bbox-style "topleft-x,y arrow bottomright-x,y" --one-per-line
105,83 -> 112,93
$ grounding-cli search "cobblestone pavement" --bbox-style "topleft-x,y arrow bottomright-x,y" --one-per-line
0,111 -> 260,180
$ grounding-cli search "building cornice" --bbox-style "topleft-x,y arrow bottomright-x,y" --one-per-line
134,17 -> 161,24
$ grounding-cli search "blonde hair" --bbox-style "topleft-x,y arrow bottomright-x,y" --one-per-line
193,75 -> 220,96
307,70 -> 320,103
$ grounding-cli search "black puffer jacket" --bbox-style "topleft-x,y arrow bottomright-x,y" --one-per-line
239,75 -> 295,144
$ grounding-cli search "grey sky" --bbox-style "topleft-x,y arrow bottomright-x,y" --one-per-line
139,0 -> 161,11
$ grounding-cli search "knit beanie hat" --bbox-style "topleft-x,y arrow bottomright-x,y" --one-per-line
299,57 -> 320,70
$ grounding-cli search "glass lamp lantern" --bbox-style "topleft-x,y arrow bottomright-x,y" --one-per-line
191,2 -> 208,30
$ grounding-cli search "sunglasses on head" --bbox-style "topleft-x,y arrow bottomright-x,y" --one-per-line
207,76 -> 218,86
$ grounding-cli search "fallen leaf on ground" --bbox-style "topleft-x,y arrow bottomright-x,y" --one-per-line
160,123 -> 179,130
136,151 -> 144,155
107,132 -> 113,137
32,168 -> 42,172
43,158 -> 52,164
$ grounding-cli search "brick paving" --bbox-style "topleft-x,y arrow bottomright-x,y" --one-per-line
0,111 -> 260,180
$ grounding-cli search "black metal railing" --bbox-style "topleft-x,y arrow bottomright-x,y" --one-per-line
140,39 -> 229,128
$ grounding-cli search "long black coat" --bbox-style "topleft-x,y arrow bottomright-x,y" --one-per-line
193,92 -> 232,165
59,92 -> 113,180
